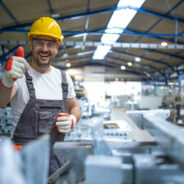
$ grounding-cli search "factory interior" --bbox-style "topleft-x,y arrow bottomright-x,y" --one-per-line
1,0 -> 184,183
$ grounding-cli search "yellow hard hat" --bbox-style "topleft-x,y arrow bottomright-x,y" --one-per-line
28,17 -> 64,44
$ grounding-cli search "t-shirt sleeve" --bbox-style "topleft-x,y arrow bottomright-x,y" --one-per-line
66,72 -> 76,99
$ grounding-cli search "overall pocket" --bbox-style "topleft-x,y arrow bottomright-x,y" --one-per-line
38,111 -> 55,134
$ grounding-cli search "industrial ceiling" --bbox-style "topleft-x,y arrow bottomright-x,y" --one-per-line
0,0 -> 184,83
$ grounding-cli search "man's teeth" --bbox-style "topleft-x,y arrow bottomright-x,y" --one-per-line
40,55 -> 48,57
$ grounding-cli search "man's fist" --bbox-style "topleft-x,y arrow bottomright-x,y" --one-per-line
55,113 -> 77,133
1,47 -> 29,89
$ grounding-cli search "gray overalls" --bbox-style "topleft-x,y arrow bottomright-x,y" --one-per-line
12,70 -> 68,175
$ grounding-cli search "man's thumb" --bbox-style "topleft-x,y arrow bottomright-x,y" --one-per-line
17,46 -> 24,58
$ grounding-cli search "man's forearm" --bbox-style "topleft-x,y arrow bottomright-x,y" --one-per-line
67,97 -> 81,122
69,105 -> 81,122
0,81 -> 15,108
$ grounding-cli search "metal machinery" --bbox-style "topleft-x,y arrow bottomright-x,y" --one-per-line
164,76 -> 184,126
75,87 -> 95,119
1,109 -> 184,184
51,109 -> 184,184
0,108 -> 12,135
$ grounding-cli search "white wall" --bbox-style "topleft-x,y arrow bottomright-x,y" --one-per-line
138,95 -> 162,109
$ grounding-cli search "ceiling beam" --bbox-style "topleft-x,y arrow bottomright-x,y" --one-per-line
2,28 -> 184,39
144,48 -> 184,61
133,0 -> 184,60
0,45 -> 19,62
0,0 -> 19,24
135,0 -> 184,43
82,0 -> 92,44
1,5 -> 184,31
1,40 -> 184,50
106,55 -> 160,74
65,60 -> 150,79
111,49 -> 175,72
47,0 -> 53,16
56,54 -> 161,79
106,55 -> 165,79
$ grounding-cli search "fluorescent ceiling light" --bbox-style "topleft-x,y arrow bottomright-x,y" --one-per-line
121,65 -> 126,70
77,50 -> 94,56
74,45 -> 81,48
66,63 -> 71,67
127,62 -> 132,66
93,45 -> 111,60
161,42 -> 168,46
73,33 -> 87,38
62,53 -> 68,58
51,13 -> 60,18
135,57 -> 141,62
93,0 -> 146,60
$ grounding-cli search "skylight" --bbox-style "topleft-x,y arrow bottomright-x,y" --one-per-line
92,0 -> 146,60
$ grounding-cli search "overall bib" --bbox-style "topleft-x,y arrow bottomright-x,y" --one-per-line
12,70 -> 68,175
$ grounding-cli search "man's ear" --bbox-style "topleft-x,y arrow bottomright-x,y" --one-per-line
57,43 -> 60,49
55,43 -> 60,55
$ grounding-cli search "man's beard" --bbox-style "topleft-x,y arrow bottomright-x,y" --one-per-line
32,51 -> 53,68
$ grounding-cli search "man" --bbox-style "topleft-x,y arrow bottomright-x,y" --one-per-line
0,17 -> 81,175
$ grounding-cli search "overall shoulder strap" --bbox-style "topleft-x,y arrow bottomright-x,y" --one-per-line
60,70 -> 68,100
25,71 -> 36,99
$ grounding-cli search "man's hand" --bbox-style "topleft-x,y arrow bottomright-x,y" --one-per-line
55,113 -> 77,133
1,46 -> 29,89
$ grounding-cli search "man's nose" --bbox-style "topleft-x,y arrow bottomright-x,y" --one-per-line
41,42 -> 49,51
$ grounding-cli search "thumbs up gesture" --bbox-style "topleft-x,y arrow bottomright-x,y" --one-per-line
1,46 -> 30,89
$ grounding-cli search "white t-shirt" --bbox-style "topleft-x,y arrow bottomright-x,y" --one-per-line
11,66 -> 76,133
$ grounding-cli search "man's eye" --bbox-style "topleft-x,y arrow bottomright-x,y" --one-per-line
48,41 -> 56,47
48,42 -> 54,46
36,40 -> 43,45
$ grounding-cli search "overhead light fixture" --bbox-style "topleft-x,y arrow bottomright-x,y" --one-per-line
92,0 -> 146,60
62,53 -> 68,58
135,57 -> 141,62
51,13 -> 60,18
73,33 -> 87,38
51,0 -> 60,18
93,46 -> 111,60
73,45 -> 81,48
161,42 -> 168,46
127,62 -> 132,66
121,65 -> 126,70
77,50 -> 94,56
66,63 -> 71,67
